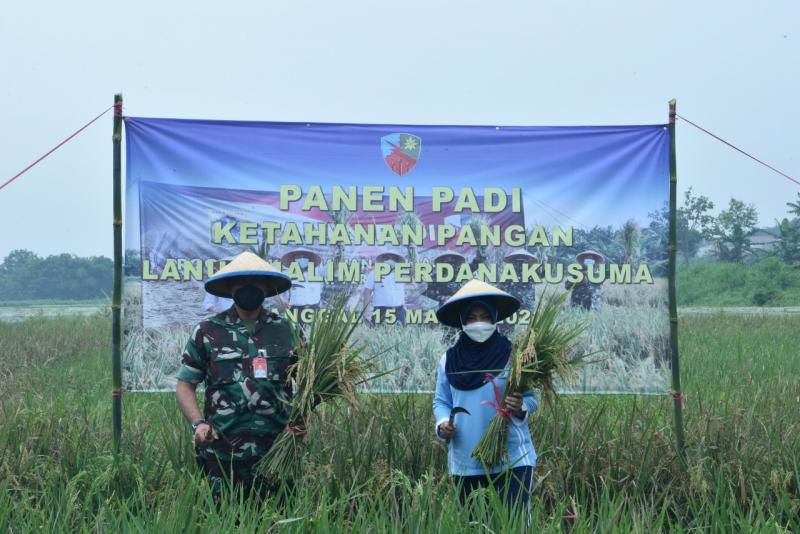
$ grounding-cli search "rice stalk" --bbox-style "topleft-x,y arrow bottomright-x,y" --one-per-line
471,288 -> 591,468
258,294 -> 388,479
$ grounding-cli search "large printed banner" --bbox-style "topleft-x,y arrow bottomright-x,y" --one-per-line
124,118 -> 671,393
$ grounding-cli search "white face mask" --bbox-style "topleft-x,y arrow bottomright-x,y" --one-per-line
584,259 -> 595,266
462,321 -> 496,343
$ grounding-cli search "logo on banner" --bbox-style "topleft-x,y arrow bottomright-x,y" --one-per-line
381,133 -> 421,176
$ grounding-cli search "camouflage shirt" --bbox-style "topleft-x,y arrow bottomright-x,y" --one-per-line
422,280 -> 462,305
498,281 -> 536,311
177,307 -> 296,461
565,278 -> 604,311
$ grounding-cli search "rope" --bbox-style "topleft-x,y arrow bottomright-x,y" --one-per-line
0,104 -> 116,192
480,374 -> 512,418
677,114 -> 800,188
284,424 -> 307,438
671,389 -> 686,410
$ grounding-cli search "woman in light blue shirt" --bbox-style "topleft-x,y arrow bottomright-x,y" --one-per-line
432,279 -> 538,510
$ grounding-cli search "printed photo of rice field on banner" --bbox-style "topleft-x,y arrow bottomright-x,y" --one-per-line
123,278 -> 670,394
123,119 -> 671,394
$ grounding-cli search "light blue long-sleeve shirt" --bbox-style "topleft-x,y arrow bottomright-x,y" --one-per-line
432,353 -> 538,476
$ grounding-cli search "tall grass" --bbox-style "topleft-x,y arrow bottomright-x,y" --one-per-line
0,313 -> 798,530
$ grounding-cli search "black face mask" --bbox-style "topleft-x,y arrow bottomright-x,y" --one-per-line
233,285 -> 265,311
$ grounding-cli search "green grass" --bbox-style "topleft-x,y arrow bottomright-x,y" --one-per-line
1,313 -> 799,531
0,299 -> 107,307
678,257 -> 800,306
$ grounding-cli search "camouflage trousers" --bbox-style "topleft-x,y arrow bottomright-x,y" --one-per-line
571,290 -> 603,311
198,450 -> 279,502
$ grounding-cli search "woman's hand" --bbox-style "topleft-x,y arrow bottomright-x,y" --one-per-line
504,392 -> 526,419
438,421 -> 456,440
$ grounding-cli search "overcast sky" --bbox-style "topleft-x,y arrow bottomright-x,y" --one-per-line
0,1 -> 797,260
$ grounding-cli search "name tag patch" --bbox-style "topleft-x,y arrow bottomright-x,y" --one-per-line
253,357 -> 268,379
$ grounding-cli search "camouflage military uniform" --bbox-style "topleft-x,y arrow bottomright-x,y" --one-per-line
498,281 -> 536,311
422,280 -> 461,305
565,278 -> 604,311
176,306 -> 296,494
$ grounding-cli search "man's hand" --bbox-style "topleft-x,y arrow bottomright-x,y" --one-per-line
438,421 -> 456,441
193,423 -> 215,447
504,392 -> 526,419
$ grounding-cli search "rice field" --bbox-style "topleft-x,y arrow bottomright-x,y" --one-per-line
0,311 -> 798,531
124,279 -> 672,394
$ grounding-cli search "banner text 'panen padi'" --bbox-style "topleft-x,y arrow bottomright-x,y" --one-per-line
124,119 -> 670,393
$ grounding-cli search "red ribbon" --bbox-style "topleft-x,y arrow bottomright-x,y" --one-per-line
480,374 -> 512,418
671,390 -> 686,410
284,424 -> 306,438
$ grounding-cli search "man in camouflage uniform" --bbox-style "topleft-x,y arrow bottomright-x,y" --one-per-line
175,251 -> 298,499
422,252 -> 467,305
565,250 -> 605,311
281,248 -> 324,323
498,249 -> 543,312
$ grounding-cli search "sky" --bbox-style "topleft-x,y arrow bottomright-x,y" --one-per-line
0,0 -> 798,260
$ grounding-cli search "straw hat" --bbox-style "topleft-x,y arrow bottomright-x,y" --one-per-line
436,279 -> 520,327
504,249 -> 539,263
576,250 -> 605,264
280,248 -> 323,267
205,251 -> 292,298
376,251 -> 405,262
434,251 -> 467,266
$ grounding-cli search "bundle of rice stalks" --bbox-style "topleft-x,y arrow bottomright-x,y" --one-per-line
258,294 -> 387,479
471,289 -> 590,468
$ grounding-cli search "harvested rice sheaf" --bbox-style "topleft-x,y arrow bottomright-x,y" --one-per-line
258,295 -> 388,479
471,289 -> 591,468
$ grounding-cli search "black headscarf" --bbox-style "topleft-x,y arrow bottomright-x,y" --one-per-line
444,300 -> 512,391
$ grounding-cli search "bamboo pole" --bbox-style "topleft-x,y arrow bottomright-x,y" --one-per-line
112,93 -> 123,452
667,99 -> 686,461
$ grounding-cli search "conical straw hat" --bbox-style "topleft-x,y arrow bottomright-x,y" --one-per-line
205,251 -> 292,298
434,251 -> 466,266
576,250 -> 605,263
281,248 -> 323,267
504,249 -> 539,263
376,250 -> 405,262
436,279 -> 520,327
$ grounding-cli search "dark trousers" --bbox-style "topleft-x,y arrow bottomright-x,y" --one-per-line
200,453 -> 276,502
453,466 -> 534,510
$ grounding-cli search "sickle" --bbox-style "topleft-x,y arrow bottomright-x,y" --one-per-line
449,406 -> 470,426
446,407 -> 470,443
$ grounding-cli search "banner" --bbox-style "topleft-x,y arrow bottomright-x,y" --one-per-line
124,118 -> 671,394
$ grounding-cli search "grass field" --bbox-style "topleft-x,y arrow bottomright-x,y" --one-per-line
0,303 -> 106,322
0,312 -> 798,531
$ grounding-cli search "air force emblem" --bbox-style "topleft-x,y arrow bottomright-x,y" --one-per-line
381,133 -> 421,176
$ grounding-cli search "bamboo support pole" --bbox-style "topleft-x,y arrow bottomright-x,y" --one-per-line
668,99 -> 686,461
112,93 -> 123,452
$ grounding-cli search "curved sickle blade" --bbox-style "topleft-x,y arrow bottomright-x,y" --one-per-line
448,406 -> 470,426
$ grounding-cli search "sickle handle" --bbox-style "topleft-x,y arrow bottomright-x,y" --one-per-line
445,413 -> 457,444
